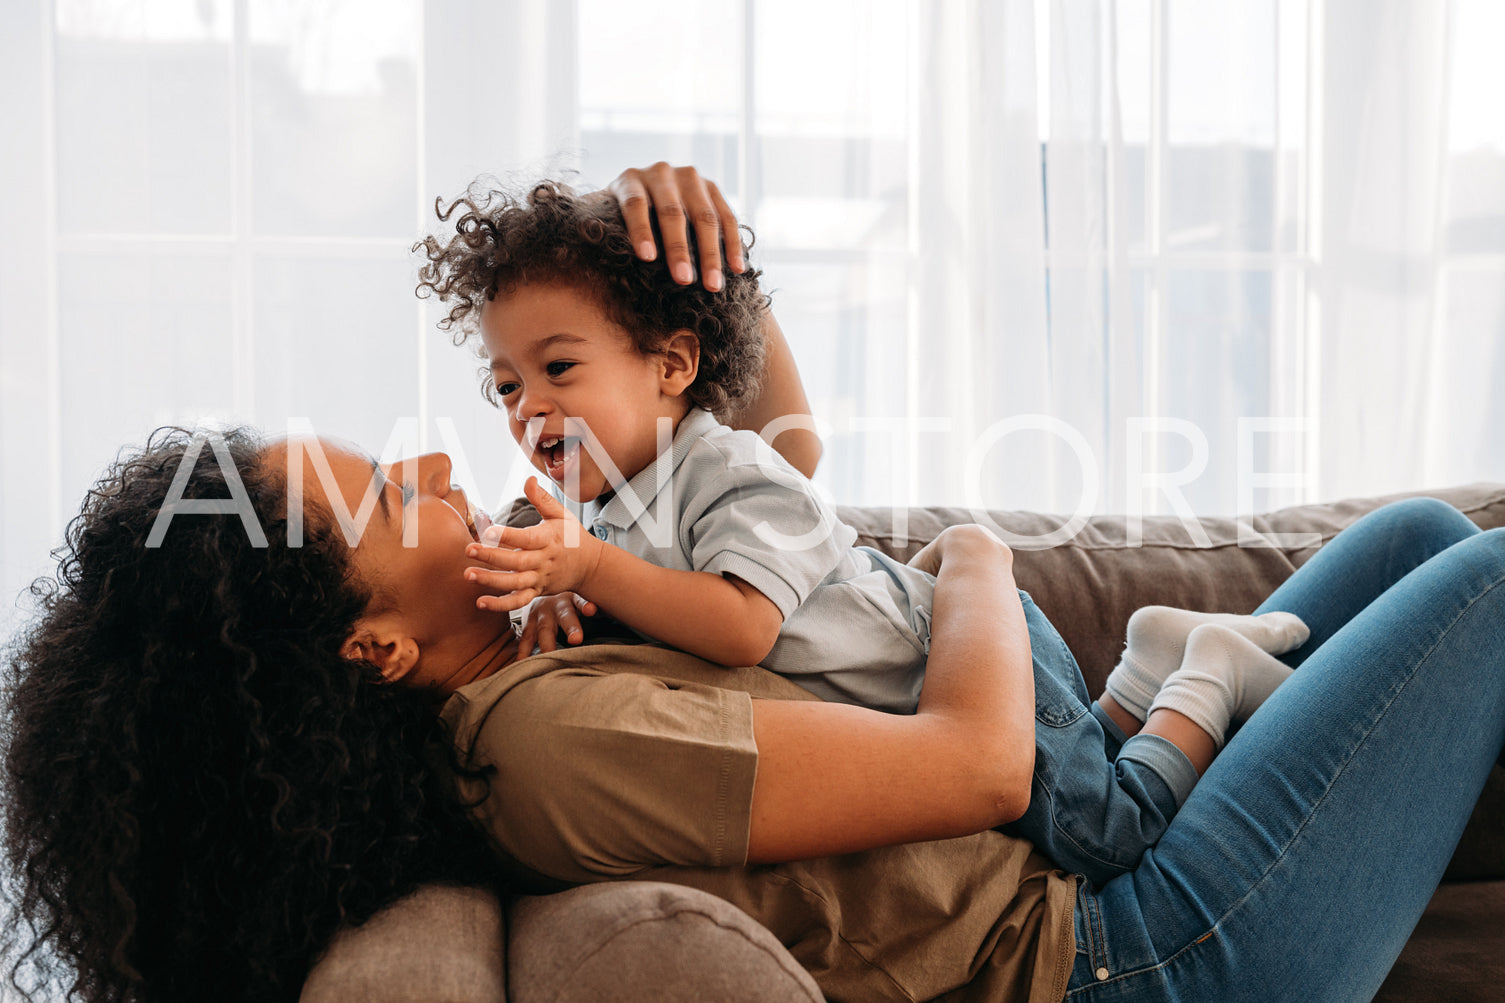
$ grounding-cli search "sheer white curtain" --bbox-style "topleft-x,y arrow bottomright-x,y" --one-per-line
1320,0 -> 1505,497
866,0 -> 1505,524
906,0 -> 1136,522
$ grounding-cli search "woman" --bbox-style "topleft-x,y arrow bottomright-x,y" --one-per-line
6,172 -> 1505,1003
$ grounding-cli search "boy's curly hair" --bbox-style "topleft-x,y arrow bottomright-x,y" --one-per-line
1,427 -> 500,1002
414,180 -> 769,417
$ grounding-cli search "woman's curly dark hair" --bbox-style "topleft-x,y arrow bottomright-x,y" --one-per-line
414,179 -> 770,417
1,426 -> 500,1002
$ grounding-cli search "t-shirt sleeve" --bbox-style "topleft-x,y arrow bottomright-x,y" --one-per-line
682,440 -> 853,619
458,669 -> 759,884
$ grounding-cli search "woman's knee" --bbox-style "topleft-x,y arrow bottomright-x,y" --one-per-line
1355,496 -> 1479,557
1374,495 -> 1475,536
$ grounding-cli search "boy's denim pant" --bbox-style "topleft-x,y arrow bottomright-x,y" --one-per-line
999,593 -> 1201,887
1044,497 -> 1505,1000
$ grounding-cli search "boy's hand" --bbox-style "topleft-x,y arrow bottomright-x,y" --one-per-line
464,478 -> 606,613
519,591 -> 600,654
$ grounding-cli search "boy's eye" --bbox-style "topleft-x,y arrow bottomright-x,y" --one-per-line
546,361 -> 575,378
496,381 -> 521,397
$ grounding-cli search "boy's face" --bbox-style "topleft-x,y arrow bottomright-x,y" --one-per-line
479,281 -> 687,503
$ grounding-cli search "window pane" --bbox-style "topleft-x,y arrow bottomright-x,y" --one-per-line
1115,0 -> 1152,145
1163,0 -> 1276,252
578,0 -> 740,125
754,0 -> 908,251
1446,0 -> 1505,259
56,249 -> 235,502
755,136 -> 908,252
251,255 -> 418,446
54,0 -> 233,234
1430,268 -> 1505,484
577,0 -> 741,189
767,253 -> 908,505
1159,268 -> 1273,513
1448,0 -> 1505,156
754,0 -> 907,140
249,0 -> 419,237
1443,154 -> 1505,255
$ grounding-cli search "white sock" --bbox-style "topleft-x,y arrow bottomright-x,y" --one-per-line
1146,623 -> 1298,750
1103,606 -> 1309,723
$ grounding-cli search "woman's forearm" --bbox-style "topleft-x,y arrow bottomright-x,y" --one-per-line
916,528 -> 1036,816
727,311 -> 823,478
745,526 -> 1035,862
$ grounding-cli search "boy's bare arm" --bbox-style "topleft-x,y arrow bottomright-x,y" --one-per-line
466,478 -> 783,667
581,545 -> 784,668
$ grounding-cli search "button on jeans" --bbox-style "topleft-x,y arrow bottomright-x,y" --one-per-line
1063,498 -> 1505,1000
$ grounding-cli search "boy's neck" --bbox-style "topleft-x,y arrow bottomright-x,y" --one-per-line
606,399 -> 694,489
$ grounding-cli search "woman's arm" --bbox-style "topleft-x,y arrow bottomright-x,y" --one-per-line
608,163 -> 822,478
745,526 -> 1035,863
726,310 -> 822,479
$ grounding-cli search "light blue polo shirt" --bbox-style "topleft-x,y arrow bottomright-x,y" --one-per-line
582,407 -> 934,714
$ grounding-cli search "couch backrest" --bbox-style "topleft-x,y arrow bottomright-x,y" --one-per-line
839,483 -> 1505,696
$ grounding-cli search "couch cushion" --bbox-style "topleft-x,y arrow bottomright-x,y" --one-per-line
506,881 -> 823,1002
299,883 -> 506,1003
1375,879 -> 1505,1001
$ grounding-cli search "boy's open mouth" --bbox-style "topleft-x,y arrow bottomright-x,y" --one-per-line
536,435 -> 582,482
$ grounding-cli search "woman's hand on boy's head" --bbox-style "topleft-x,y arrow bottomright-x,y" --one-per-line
518,591 -> 599,654
608,162 -> 746,292
463,477 -> 606,612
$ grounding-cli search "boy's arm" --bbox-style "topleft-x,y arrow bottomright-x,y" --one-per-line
467,478 -> 783,667
584,546 -> 784,668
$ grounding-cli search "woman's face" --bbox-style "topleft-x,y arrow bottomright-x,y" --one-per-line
267,437 -> 521,692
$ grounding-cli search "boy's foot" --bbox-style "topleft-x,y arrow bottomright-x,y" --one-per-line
1103,606 -> 1309,723
1145,623 -> 1299,750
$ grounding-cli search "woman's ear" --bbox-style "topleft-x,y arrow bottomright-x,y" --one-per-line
340,619 -> 421,684
659,330 -> 700,396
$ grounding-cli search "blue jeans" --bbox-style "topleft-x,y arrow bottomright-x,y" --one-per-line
1063,497 -> 1505,1000
1001,594 -> 1200,886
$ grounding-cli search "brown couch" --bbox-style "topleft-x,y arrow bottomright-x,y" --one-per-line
301,484 -> 1505,1002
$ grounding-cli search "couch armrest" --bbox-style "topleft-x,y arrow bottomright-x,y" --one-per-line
300,884 -> 506,1003
507,882 -> 823,1003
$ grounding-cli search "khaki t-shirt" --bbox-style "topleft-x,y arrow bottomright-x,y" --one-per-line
442,643 -> 1076,1003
